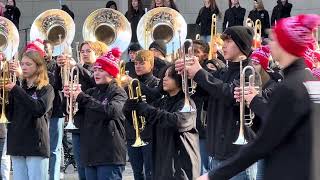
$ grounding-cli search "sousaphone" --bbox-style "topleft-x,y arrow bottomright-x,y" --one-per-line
83,8 -> 132,52
0,16 -> 19,59
137,7 -> 187,55
30,9 -> 75,56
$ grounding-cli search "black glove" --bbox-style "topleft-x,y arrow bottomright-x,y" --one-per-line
123,99 -> 139,114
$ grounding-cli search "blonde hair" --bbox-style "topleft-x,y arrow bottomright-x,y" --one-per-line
79,41 -> 109,57
22,51 -> 49,90
254,0 -> 265,10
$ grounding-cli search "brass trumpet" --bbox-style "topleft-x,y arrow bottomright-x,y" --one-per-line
253,19 -> 262,49
234,61 -> 261,145
65,66 -> 79,130
128,79 -> 148,147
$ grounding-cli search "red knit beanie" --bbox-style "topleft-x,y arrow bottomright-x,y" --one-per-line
273,14 -> 320,57
94,48 -> 121,78
25,38 -> 46,57
250,45 -> 270,71
312,68 -> 320,80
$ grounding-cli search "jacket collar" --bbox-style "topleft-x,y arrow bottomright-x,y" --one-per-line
282,59 -> 306,77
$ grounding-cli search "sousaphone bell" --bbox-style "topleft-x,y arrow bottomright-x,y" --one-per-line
83,8 -> 132,52
30,9 -> 75,56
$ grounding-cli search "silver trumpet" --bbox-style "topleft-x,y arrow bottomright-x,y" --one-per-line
65,66 -> 80,130
234,61 -> 261,145
179,37 -> 197,113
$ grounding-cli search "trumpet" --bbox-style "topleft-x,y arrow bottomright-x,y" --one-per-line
234,61 -> 261,145
179,38 -> 196,113
208,14 -> 217,60
118,60 -> 130,87
128,79 -> 148,147
253,19 -> 262,49
65,66 -> 79,130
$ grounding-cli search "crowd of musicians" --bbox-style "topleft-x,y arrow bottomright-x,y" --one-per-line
0,0 -> 318,180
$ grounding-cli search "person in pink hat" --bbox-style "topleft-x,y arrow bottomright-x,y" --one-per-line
64,48 -> 127,180
197,14 -> 320,180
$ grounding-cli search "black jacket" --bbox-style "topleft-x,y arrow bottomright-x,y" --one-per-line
196,7 -> 220,36
47,60 -> 64,118
125,73 -> 160,142
124,91 -> 200,180
153,57 -> 171,78
193,60 -> 255,160
271,1 -> 292,26
125,10 -> 145,43
76,82 -> 127,166
250,79 -> 278,132
223,6 -> 246,31
248,9 -> 270,38
208,60 -> 315,180
4,5 -> 20,29
7,83 -> 54,157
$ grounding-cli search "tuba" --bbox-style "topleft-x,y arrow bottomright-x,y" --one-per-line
0,16 -> 19,124
137,7 -> 187,57
83,8 -> 132,52
128,79 -> 148,147
30,9 -> 75,56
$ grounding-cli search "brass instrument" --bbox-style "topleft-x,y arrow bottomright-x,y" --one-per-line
0,16 -> 19,124
128,79 -> 148,147
30,9 -> 75,56
253,19 -> 262,49
195,34 -> 201,40
208,14 -> 223,60
246,18 -> 254,28
65,66 -> 80,130
137,7 -> 187,56
118,60 -> 129,87
83,8 -> 132,52
179,38 -> 196,113
234,61 -> 261,145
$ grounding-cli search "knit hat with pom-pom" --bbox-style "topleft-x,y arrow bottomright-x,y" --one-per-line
94,48 -> 122,78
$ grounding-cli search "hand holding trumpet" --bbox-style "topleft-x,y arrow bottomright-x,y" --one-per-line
174,56 -> 202,79
234,86 -> 259,106
63,84 -> 82,100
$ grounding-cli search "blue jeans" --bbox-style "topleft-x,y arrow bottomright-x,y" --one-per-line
12,156 -> 49,180
127,141 -> 152,180
256,160 -> 265,180
72,133 -> 86,180
199,139 -> 209,175
49,117 -> 64,180
209,156 -> 257,180
201,35 -> 211,43
85,165 -> 125,180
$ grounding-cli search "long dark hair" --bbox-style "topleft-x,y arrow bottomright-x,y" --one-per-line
160,64 -> 182,89
127,0 -> 144,19
228,0 -> 240,8
106,1 -> 117,10
165,0 -> 179,12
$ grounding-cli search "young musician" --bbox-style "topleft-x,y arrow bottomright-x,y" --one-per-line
223,0 -> 246,31
175,26 -> 257,179
125,0 -> 145,43
248,0 -> 270,38
150,0 -> 164,9
197,14 -> 320,180
64,48 -> 127,180
164,0 -> 179,11
56,40 -> 108,180
196,0 -> 221,43
4,0 -> 20,29
125,50 -> 160,180
6,40 -> 54,180
125,43 -> 142,78
123,65 -> 200,180
271,0 -> 293,25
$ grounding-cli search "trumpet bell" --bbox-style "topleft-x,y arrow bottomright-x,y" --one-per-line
137,7 -> 187,54
30,9 -> 75,56
0,17 -> 19,59
234,134 -> 248,145
0,112 -> 8,124
83,8 -> 132,52
132,137 -> 148,147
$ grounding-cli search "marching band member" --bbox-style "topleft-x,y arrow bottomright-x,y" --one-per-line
125,50 -> 160,180
125,0 -> 145,43
125,43 -> 142,78
223,0 -> 246,31
6,41 -> 54,180
42,39 -> 65,180
198,14 -> 320,180
57,40 -> 108,180
123,64 -> 200,180
64,48 -> 127,180
176,26 -> 257,179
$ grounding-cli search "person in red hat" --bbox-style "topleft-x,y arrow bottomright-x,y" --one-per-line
5,40 -> 54,180
64,48 -> 127,180
197,14 -> 320,180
